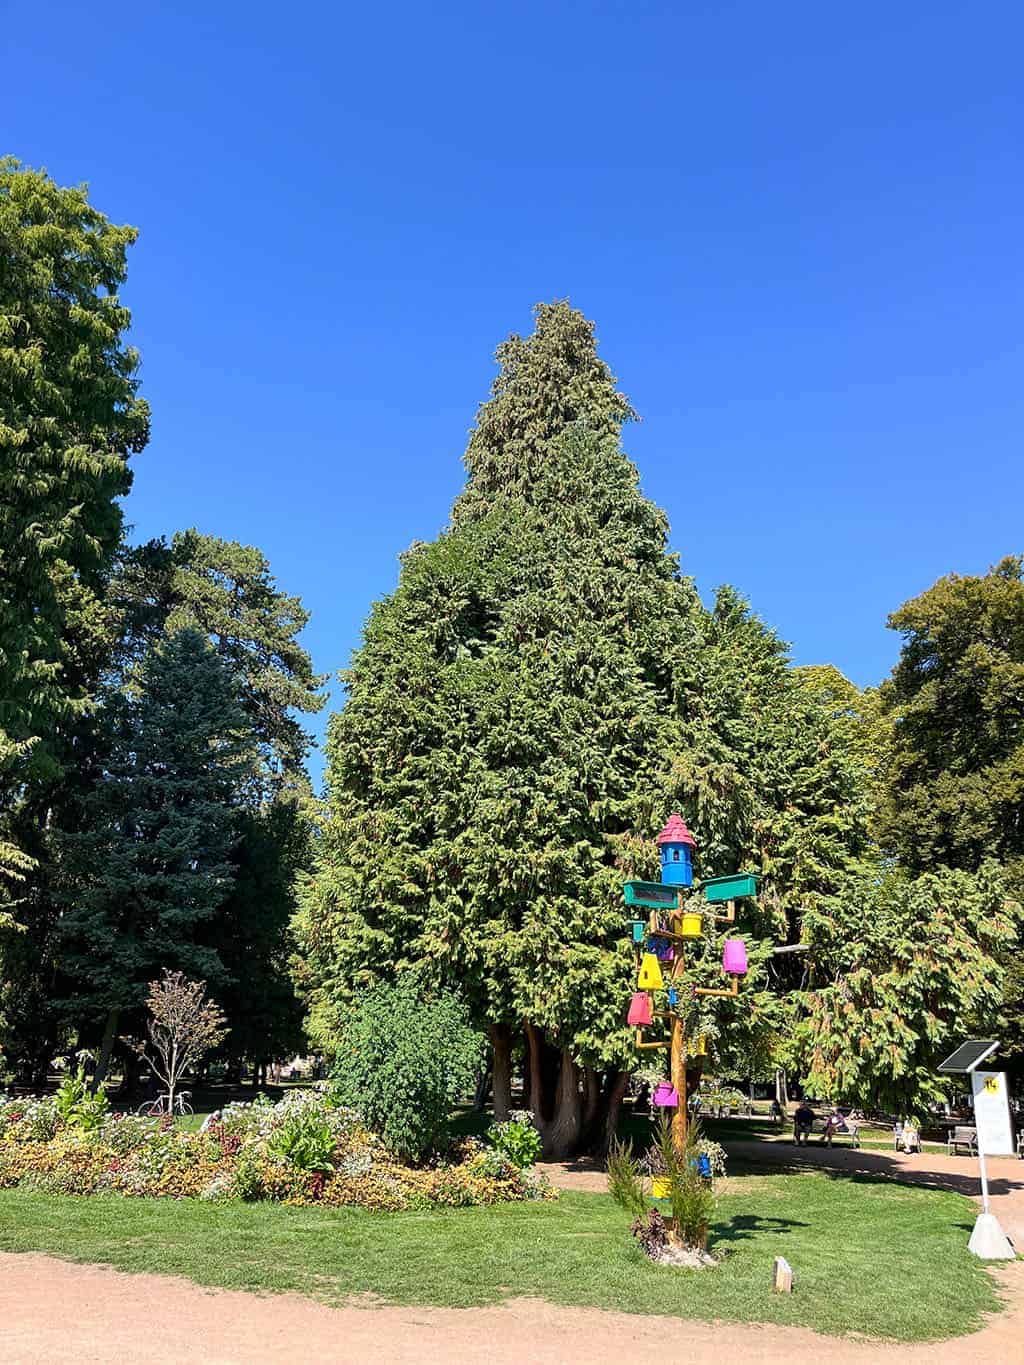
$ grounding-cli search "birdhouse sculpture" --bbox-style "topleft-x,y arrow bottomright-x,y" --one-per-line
637,953 -> 664,990
680,912 -> 703,939
722,939 -> 748,975
652,1082 -> 680,1107
627,992 -> 653,1026
631,920 -> 646,944
657,812 -> 696,887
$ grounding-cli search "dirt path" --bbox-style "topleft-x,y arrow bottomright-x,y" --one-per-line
1,1252 -> 1022,1364
2,1143 -> 1022,1364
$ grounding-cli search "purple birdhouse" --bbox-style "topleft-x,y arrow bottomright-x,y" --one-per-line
722,938 -> 748,975
651,1082 -> 680,1108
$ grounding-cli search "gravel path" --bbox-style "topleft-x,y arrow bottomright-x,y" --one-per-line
2,1140 -> 1022,1363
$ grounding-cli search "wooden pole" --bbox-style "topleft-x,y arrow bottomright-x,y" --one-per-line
669,930 -> 687,1155
670,1005 -> 687,1154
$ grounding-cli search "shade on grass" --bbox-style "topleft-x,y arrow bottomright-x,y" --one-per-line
0,1172 -> 1000,1342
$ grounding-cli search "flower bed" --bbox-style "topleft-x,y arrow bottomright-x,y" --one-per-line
0,1090 -> 554,1211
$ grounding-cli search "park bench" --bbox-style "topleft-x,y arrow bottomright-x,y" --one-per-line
818,1118 -> 860,1148
947,1125 -> 978,1156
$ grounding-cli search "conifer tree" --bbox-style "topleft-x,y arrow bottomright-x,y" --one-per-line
0,160 -> 149,910
58,628 -> 249,1083
295,303 -> 868,1156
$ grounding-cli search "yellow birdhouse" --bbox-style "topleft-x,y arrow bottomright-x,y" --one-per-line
695,1034 -> 707,1056
637,953 -> 663,990
680,912 -> 703,939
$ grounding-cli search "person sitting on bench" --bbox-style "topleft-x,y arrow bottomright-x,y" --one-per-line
794,1101 -> 815,1146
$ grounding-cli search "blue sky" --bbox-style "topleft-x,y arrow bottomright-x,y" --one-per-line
7,3 -> 1022,786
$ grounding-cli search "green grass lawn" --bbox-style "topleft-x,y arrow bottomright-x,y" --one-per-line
0,1171 -> 1001,1342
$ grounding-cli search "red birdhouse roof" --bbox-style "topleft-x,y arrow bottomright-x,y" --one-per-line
656,813 -> 696,847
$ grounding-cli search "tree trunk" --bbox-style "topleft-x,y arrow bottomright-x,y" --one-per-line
523,1020 -> 593,1160
116,1047 -> 143,1099
601,1070 -> 630,1154
92,1009 -> 119,1092
775,1069 -> 789,1109
472,1059 -> 492,1112
490,1024 -> 513,1121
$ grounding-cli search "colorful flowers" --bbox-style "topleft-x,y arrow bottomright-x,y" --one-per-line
0,1090 -> 554,1213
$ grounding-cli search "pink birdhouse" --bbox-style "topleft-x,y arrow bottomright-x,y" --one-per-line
651,1082 -> 679,1108
627,992 -> 653,1027
722,938 -> 748,975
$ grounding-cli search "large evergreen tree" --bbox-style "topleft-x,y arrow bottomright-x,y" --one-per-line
113,529 -> 326,794
58,628 -> 250,1082
295,303 -> 868,1156
875,556 -> 1024,892
0,160 -> 149,909
869,556 -> 1024,1087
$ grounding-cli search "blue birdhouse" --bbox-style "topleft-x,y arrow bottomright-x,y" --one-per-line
657,813 -> 696,887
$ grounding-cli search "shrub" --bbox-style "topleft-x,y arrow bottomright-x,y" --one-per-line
267,1109 -> 336,1174
487,1111 -> 542,1168
54,1064 -> 110,1133
329,979 -> 484,1162
651,1116 -> 716,1250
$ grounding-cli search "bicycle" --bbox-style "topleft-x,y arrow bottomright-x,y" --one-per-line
136,1090 -> 194,1118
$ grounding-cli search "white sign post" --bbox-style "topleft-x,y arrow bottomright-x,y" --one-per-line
967,1062 -> 1015,1259
938,1041 -> 1016,1260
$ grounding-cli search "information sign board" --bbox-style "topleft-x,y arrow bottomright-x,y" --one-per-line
971,1071 -> 1015,1156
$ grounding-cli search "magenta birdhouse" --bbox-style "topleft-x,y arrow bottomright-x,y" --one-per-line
652,1082 -> 680,1108
722,938 -> 748,975
627,992 -> 653,1027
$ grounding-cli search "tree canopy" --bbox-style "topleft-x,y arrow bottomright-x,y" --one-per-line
294,302 -> 869,1154
0,159 -> 148,911
876,556 -> 1024,894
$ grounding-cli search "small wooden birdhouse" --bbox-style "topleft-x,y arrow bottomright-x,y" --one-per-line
652,1082 -> 679,1107
680,912 -> 703,938
657,813 -> 696,887
627,992 -> 653,1026
638,953 -> 664,990
722,939 -> 748,975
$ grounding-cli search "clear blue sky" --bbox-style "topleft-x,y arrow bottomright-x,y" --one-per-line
7,3 -> 1023,786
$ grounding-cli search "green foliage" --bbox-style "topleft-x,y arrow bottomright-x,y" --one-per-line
294,303 -> 870,1152
606,1137 -> 648,1220
794,861 -> 1020,1112
113,529 -> 326,792
651,1116 -> 716,1249
0,158 -> 148,914
876,556 -> 1024,891
54,1064 -> 109,1133
329,979 -> 484,1162
57,629 -> 251,1046
487,1112 -> 542,1169
266,1109 -> 336,1174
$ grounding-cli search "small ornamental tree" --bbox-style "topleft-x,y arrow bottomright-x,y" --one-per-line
140,971 -> 228,1115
